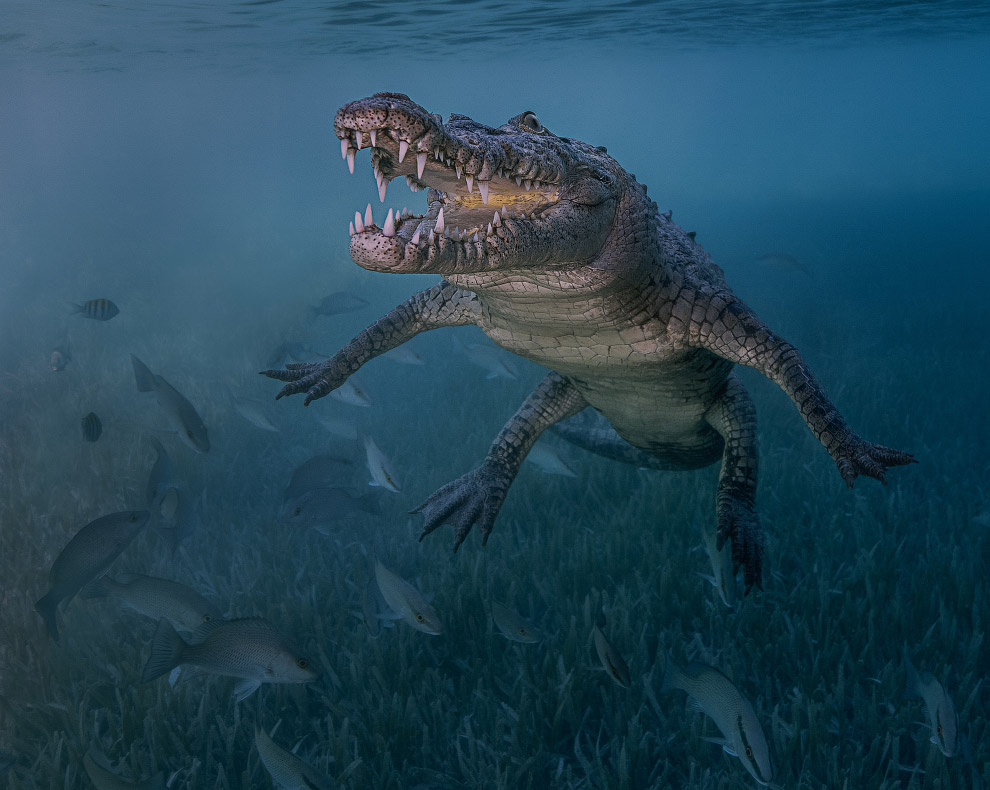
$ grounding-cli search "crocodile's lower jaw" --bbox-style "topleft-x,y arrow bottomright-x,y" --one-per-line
336,125 -> 559,273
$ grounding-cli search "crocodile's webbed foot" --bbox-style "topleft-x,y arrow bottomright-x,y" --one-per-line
413,458 -> 512,551
260,360 -> 346,405
832,436 -> 916,487
715,495 -> 764,594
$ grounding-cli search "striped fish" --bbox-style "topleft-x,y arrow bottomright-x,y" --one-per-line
254,726 -> 332,790
81,412 -> 103,442
662,653 -> 774,786
69,298 -> 119,321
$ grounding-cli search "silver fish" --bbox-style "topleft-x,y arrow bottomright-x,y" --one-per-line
80,572 -> 222,632
279,486 -> 382,533
142,617 -> 316,701
464,342 -> 518,380
374,560 -> 442,635
328,377 -> 373,407
699,519 -> 736,608
362,433 -> 402,493
82,751 -> 164,790
662,653 -> 774,786
69,298 -> 119,321
131,354 -> 210,453
35,510 -> 150,641
904,647 -> 958,757
491,601 -> 544,644
592,616 -> 631,687
309,290 -> 369,319
81,412 -> 103,442
50,344 -> 71,371
524,443 -> 577,477
232,396 -> 279,432
255,726 -> 332,790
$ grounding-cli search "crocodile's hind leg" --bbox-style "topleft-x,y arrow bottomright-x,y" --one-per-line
704,372 -> 763,594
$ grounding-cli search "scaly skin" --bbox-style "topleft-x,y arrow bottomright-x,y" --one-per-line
264,93 -> 915,593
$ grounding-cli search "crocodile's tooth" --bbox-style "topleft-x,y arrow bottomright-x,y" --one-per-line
349,220 -> 355,237
378,177 -> 388,203
411,227 -> 421,245
364,204 -> 373,227
465,175 -> 473,193
383,208 -> 395,237
493,211 -> 501,226
402,206 -> 408,216
346,148 -> 355,174
472,232 -> 479,242
455,163 -> 462,180
355,130 -> 363,149
486,223 -> 492,235
354,211 -> 365,234
500,206 -> 508,217
443,227 -> 451,238
478,180 -> 489,205
515,176 -> 522,187
416,152 -> 427,180
369,129 -> 377,147
398,140 -> 409,163
340,137 -> 350,160
428,229 -> 435,244
453,226 -> 460,238
524,180 -> 531,191
435,207 -> 445,234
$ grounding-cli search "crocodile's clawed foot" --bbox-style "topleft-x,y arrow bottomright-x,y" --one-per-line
259,360 -> 346,404
716,498 -> 764,595
412,460 -> 511,551
833,436 -> 916,488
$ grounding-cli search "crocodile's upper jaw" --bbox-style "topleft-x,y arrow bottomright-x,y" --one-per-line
333,93 -> 618,275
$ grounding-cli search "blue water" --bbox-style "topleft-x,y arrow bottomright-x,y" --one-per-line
1,3 -> 988,788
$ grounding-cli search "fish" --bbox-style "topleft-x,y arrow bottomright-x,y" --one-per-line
699,518 -> 736,608
232,396 -> 279,432
131,354 -> 210,453
141,617 -> 317,701
68,298 -> 119,321
382,345 -> 426,366
308,290 -> 369,319
592,615 -> 631,687
374,559 -> 442,635
661,652 -> 774,786
524,443 -> 577,477
279,486 -> 382,533
359,576 -> 390,638
753,252 -> 813,276
464,342 -> 518,379
80,572 -> 222,633
362,433 -> 402,493
328,377 -> 373,407
314,413 -> 358,439
255,726 -> 333,790
491,601 -> 544,644
283,454 -> 354,503
904,647 -> 958,757
34,510 -> 151,641
81,412 -> 103,442
50,344 -> 71,371
145,438 -> 173,510
83,751 -> 164,790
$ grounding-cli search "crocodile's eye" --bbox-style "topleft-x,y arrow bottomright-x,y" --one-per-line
520,112 -> 543,133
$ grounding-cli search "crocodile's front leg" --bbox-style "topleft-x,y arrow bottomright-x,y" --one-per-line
684,292 -> 916,485
415,372 -> 588,551
704,373 -> 762,593
262,281 -> 479,404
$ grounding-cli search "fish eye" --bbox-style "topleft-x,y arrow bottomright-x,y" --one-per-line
296,658 -> 308,669
937,725 -> 943,735
745,747 -> 753,758
202,614 -> 212,622
518,628 -> 527,635
129,513 -> 137,522
416,613 -> 425,622
520,112 -> 543,133
293,506 -> 302,516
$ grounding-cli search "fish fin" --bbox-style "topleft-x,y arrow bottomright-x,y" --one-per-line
696,572 -> 716,587
485,372 -> 498,379
368,481 -> 380,487
66,301 -> 83,314
34,592 -> 61,641
686,698 -> 705,714
141,618 -> 187,682
660,651 -> 683,694
79,577 -> 113,600
130,354 -> 157,393
233,679 -> 261,702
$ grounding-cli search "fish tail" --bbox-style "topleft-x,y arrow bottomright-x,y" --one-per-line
66,301 -> 84,315
141,618 -> 187,682
131,354 -> 157,393
34,592 -> 60,641
79,576 -> 113,600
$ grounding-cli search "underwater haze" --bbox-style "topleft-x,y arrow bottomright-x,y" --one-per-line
2,2 -> 989,788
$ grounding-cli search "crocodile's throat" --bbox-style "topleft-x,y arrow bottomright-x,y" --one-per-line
334,95 -> 563,274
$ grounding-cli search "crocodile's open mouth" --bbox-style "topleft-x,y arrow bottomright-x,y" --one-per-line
334,95 -> 563,271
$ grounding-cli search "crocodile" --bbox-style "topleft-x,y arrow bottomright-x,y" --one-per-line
264,92 -> 915,593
